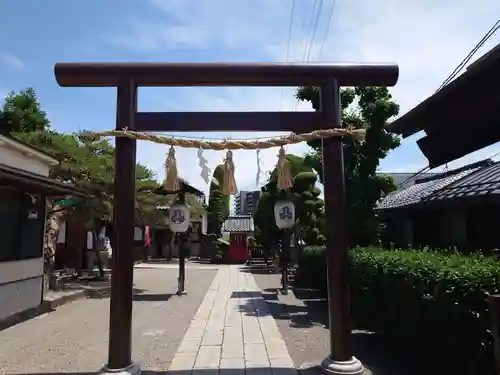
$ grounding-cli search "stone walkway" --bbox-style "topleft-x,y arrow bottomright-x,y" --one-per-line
169,265 -> 295,375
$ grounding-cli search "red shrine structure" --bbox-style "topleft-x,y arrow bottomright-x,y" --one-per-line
222,215 -> 254,263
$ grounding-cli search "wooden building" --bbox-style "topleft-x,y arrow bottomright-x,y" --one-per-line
381,43 -> 500,253
387,44 -> 500,168
0,133 -> 86,321
376,160 -> 497,251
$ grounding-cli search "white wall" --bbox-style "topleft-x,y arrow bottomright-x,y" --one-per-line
0,149 -> 51,176
0,135 -> 57,177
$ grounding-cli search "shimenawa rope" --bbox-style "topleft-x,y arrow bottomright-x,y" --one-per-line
90,127 -> 365,150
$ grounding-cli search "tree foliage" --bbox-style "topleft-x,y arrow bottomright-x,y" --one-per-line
0,87 -> 50,133
206,164 -> 229,235
254,154 -> 325,247
1,89 -> 170,224
296,86 -> 400,245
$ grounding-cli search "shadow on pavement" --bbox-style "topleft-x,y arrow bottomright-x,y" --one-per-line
142,259 -> 177,264
236,284 -> 415,375
132,293 -> 174,302
85,287 -> 173,302
85,288 -> 146,300
239,266 -> 276,275
188,258 -> 213,264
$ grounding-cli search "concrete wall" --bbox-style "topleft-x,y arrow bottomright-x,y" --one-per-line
0,258 -> 44,321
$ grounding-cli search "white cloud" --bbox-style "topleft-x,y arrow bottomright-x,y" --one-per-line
1,54 -> 25,71
0,89 -> 7,102
108,0 -> 289,53
110,0 -> 500,184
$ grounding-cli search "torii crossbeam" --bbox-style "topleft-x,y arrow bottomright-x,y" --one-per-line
54,62 -> 399,375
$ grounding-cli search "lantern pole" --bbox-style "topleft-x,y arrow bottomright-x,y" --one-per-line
176,191 -> 187,296
274,189 -> 295,295
280,228 -> 292,295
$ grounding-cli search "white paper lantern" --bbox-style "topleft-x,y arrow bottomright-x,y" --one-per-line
274,200 -> 295,229
169,203 -> 191,233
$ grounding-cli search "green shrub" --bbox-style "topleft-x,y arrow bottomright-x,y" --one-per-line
295,246 -> 500,375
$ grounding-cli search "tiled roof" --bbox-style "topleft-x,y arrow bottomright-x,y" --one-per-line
424,161 -> 500,202
376,168 -> 480,210
222,215 -> 254,233
377,172 -> 440,189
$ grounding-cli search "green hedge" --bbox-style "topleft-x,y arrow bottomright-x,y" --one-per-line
295,246 -> 500,375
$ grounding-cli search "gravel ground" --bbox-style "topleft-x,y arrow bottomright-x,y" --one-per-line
251,270 -> 413,375
0,267 -> 217,375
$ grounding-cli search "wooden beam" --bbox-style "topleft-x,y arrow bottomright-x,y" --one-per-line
418,118 -> 500,168
54,62 -> 399,88
427,83 -> 500,132
135,111 -> 323,132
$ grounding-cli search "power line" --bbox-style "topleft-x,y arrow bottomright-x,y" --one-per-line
305,0 -> 325,61
300,0 -> 320,62
293,0 -> 322,111
317,0 -> 337,60
292,0 -> 337,111
293,0 -> 328,111
397,166 -> 430,188
397,19 -> 500,187
437,19 -> 500,92
284,0 -> 297,63
278,0 -> 297,111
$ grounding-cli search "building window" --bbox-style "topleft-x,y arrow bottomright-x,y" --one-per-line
0,188 -> 46,262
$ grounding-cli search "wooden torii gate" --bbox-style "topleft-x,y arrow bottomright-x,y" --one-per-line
54,62 -> 398,375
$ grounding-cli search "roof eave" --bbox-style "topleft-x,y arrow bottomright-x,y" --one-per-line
386,44 -> 500,138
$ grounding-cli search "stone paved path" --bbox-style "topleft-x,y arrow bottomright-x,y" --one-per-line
169,265 -> 296,375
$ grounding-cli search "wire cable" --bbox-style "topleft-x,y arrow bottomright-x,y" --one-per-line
437,19 -> 500,92
300,0 -> 320,62
293,0 -> 322,111
305,0 -> 325,62
278,0 -> 297,111
317,0 -> 337,60
397,19 -> 500,187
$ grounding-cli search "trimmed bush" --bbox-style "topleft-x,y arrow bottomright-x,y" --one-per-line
295,246 -> 500,375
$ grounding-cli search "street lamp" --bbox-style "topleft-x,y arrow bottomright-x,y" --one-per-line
274,199 -> 295,295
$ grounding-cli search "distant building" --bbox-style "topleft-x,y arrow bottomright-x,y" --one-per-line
234,191 -> 261,215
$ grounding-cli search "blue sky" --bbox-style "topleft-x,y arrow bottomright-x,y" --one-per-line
1,0 -> 500,197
